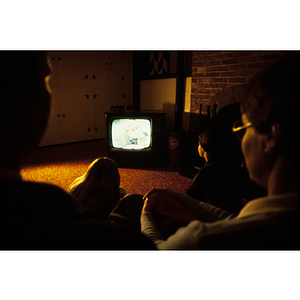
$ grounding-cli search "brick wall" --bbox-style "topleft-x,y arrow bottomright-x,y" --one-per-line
189,50 -> 294,131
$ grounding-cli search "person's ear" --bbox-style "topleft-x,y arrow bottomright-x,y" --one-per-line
264,123 -> 281,155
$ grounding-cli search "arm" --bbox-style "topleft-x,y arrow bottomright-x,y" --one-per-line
178,194 -> 237,222
140,189 -> 207,249
141,212 -> 204,249
140,191 -> 236,249
143,188 -> 236,223
140,212 -> 164,247
143,188 -> 182,202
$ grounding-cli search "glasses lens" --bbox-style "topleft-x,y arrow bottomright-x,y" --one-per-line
236,128 -> 246,141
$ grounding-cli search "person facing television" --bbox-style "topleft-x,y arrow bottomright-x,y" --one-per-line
0,51 -> 155,250
68,157 -> 126,219
140,53 -> 299,250
185,129 -> 243,214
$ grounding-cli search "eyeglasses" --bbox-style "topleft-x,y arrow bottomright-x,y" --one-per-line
232,119 -> 252,141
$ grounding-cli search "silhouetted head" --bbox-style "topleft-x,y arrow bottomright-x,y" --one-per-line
0,51 -> 51,170
69,157 -> 122,217
241,53 -> 299,155
238,53 -> 299,188
198,129 -> 228,161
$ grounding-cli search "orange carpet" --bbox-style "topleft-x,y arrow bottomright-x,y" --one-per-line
21,162 -> 192,195
20,140 -> 192,195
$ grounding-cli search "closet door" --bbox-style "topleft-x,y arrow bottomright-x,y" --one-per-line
109,87 -> 132,107
89,88 -> 111,139
91,51 -> 110,86
54,51 -> 92,86
109,51 -> 133,87
58,87 -> 93,143
40,51 -> 134,147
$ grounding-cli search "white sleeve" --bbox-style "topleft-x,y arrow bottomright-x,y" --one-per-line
179,194 -> 236,222
140,212 -> 164,247
141,212 -> 205,250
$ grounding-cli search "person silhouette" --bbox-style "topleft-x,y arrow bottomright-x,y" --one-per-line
0,51 -> 155,250
185,129 -> 243,214
69,157 -> 126,218
141,53 -> 299,249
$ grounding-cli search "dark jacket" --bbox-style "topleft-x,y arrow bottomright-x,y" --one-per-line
185,157 -> 243,214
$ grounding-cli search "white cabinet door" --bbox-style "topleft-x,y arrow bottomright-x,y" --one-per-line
91,51 -> 133,87
39,87 -> 92,146
40,52 -> 134,147
58,87 -> 92,143
109,52 -> 133,87
47,51 -> 133,88
54,51 -> 92,86
89,88 -> 111,139
109,87 -> 133,107
91,52 -> 110,86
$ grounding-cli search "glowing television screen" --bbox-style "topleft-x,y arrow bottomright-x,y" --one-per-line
105,110 -> 166,167
111,119 -> 151,150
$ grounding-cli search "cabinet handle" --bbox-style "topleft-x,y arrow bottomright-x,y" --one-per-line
121,76 -> 125,81
57,114 -> 60,117
122,94 -> 125,98
87,128 -> 91,132
93,75 -> 97,79
85,94 -> 89,99
95,127 -> 99,131
84,74 -> 88,79
93,94 -> 97,99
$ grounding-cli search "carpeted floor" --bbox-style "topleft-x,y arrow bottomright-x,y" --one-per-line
20,139 -> 192,195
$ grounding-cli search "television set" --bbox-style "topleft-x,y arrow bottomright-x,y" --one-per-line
105,110 -> 167,167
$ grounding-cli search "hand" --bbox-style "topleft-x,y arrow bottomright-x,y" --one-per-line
141,190 -> 157,214
141,188 -> 183,214
143,188 -> 158,200
144,188 -> 182,202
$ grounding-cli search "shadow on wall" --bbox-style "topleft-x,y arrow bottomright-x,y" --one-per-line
163,102 -> 176,135
210,102 -> 242,147
211,84 -> 246,112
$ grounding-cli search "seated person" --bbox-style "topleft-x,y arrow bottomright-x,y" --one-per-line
109,130 -> 242,232
185,129 -> 243,214
68,157 -> 126,219
141,188 -> 236,240
0,51 -> 155,250
141,53 -> 299,250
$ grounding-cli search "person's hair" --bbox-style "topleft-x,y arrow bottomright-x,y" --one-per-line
241,53 -> 300,162
68,157 -> 122,218
198,129 -> 228,158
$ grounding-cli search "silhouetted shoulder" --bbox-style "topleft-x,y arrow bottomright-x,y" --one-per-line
0,180 -> 156,250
